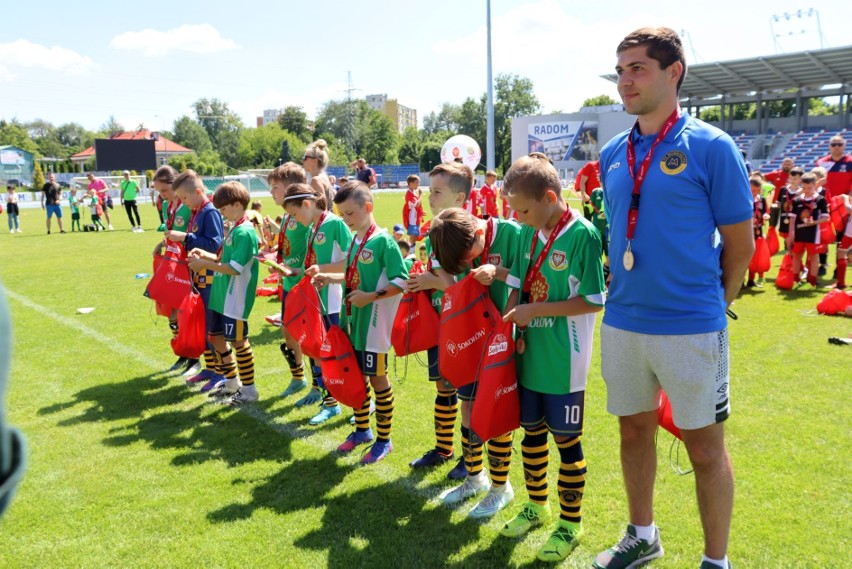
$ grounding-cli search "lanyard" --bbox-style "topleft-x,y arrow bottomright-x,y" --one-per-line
625,107 -> 681,241
219,216 -> 248,258
188,198 -> 209,232
166,200 -> 180,231
475,217 -> 495,267
345,224 -> 376,315
305,211 -> 328,268
522,208 -> 573,295
277,214 -> 291,263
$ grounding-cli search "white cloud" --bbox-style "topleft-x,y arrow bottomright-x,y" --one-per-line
111,24 -> 238,56
0,40 -> 94,80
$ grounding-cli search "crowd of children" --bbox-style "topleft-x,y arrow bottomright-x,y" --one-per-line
144,152 -> 604,563
140,137 -> 848,564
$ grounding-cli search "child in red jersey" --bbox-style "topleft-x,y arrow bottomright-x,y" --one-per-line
479,171 -> 500,218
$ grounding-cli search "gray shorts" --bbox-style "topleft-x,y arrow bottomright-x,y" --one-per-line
600,323 -> 730,431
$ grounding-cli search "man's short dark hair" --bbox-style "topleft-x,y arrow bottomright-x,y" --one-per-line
333,180 -> 373,207
617,27 -> 687,93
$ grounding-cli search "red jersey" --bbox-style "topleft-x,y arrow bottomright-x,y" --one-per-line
479,184 -> 498,218
764,169 -> 790,202
465,187 -> 481,217
815,155 -> 852,201
575,161 -> 601,196
402,188 -> 424,227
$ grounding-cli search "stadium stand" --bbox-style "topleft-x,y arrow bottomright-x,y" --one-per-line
762,128 -> 852,170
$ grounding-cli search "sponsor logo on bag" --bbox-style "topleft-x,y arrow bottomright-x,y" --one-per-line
403,310 -> 420,325
487,334 -> 509,356
446,328 -> 487,357
442,293 -> 452,312
321,338 -> 331,351
165,273 -> 192,286
494,382 -> 517,401
325,377 -> 344,386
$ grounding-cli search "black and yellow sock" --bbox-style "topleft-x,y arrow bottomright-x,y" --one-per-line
374,386 -> 395,442
461,425 -> 484,477
522,426 -> 549,506
354,383 -> 372,432
310,359 -> 338,407
557,437 -> 586,524
203,349 -> 217,372
434,389 -> 458,455
280,342 -> 305,381
235,344 -> 254,386
487,431 -> 514,487
218,349 -> 237,380
169,319 -> 179,339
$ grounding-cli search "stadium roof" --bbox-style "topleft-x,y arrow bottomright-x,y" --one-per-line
602,45 -> 852,99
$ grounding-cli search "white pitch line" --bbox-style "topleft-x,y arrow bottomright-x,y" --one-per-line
5,288 -> 450,504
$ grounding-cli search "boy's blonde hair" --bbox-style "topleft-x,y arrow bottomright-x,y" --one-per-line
503,154 -> 562,200
268,162 -> 306,185
429,162 -> 472,200
173,169 -> 204,192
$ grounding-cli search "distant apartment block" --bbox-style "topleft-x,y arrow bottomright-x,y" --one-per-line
365,94 -> 417,133
262,109 -> 282,125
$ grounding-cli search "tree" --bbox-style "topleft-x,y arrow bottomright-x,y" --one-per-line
99,115 -> 124,137
26,119 -> 65,158
192,98 -> 243,159
32,160 -> 45,189
423,103 -> 460,134
398,127 -> 423,164
236,124 -> 306,169
699,106 -> 721,122
581,94 -> 619,108
278,106 -> 311,142
0,120 -> 39,154
456,96 -> 487,165
56,123 -> 94,155
361,112 -> 399,165
493,73 -> 540,172
171,115 -> 213,154
280,139 -> 291,164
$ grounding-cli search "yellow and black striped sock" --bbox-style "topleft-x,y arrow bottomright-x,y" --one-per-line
374,386 -> 394,442
461,426 -> 484,477
203,349 -> 217,372
169,319 -> 179,339
556,437 -> 586,524
309,361 -> 320,391
487,431 -> 514,487
354,383 -> 372,432
434,389 -> 458,455
280,342 -> 304,382
310,359 -> 338,407
522,426 -> 550,506
218,350 -> 237,380
235,344 -> 254,386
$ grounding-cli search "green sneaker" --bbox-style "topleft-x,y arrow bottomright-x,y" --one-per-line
593,524 -> 663,568
499,501 -> 551,537
537,521 -> 582,562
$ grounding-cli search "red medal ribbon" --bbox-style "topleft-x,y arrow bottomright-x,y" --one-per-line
522,208 -> 573,295
476,217 -> 495,268
219,216 -> 249,258
344,224 -> 377,315
188,197 -> 209,233
304,211 -> 328,269
276,214 -> 291,264
625,107 -> 681,241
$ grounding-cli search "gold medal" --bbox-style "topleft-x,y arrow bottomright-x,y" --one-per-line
623,243 -> 635,271
516,329 -> 526,354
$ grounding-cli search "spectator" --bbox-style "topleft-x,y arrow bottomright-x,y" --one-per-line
303,139 -> 335,209
40,173 -> 66,234
765,157 -> 794,202
119,170 -> 143,233
86,172 -> 113,230
574,160 -> 601,221
353,158 -> 377,189
5,185 -> 20,233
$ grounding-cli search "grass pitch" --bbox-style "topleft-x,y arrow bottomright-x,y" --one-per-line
0,192 -> 848,568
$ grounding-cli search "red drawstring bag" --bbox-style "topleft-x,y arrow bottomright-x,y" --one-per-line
766,226 -> 779,256
830,195 -> 850,232
263,273 -> 279,284
391,291 -> 440,356
282,277 -> 326,359
817,289 -> 852,315
775,253 -> 795,290
256,286 -> 278,297
749,236 -> 771,274
470,320 -> 520,442
658,391 -> 682,440
319,325 -> 367,408
438,275 -> 499,388
152,255 -> 172,317
819,219 -> 836,246
170,289 -> 207,358
145,255 -> 192,310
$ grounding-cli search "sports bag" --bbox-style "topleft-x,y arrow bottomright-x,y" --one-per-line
145,255 -> 192,311
470,319 -> 520,442
282,277 -> 326,360
319,325 -> 367,408
391,290 -> 440,356
170,289 -> 207,358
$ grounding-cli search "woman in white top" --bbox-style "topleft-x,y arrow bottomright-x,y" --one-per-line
5,186 -> 20,233
302,139 -> 335,211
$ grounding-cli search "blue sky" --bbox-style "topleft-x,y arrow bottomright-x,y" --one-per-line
1,0 -> 848,132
